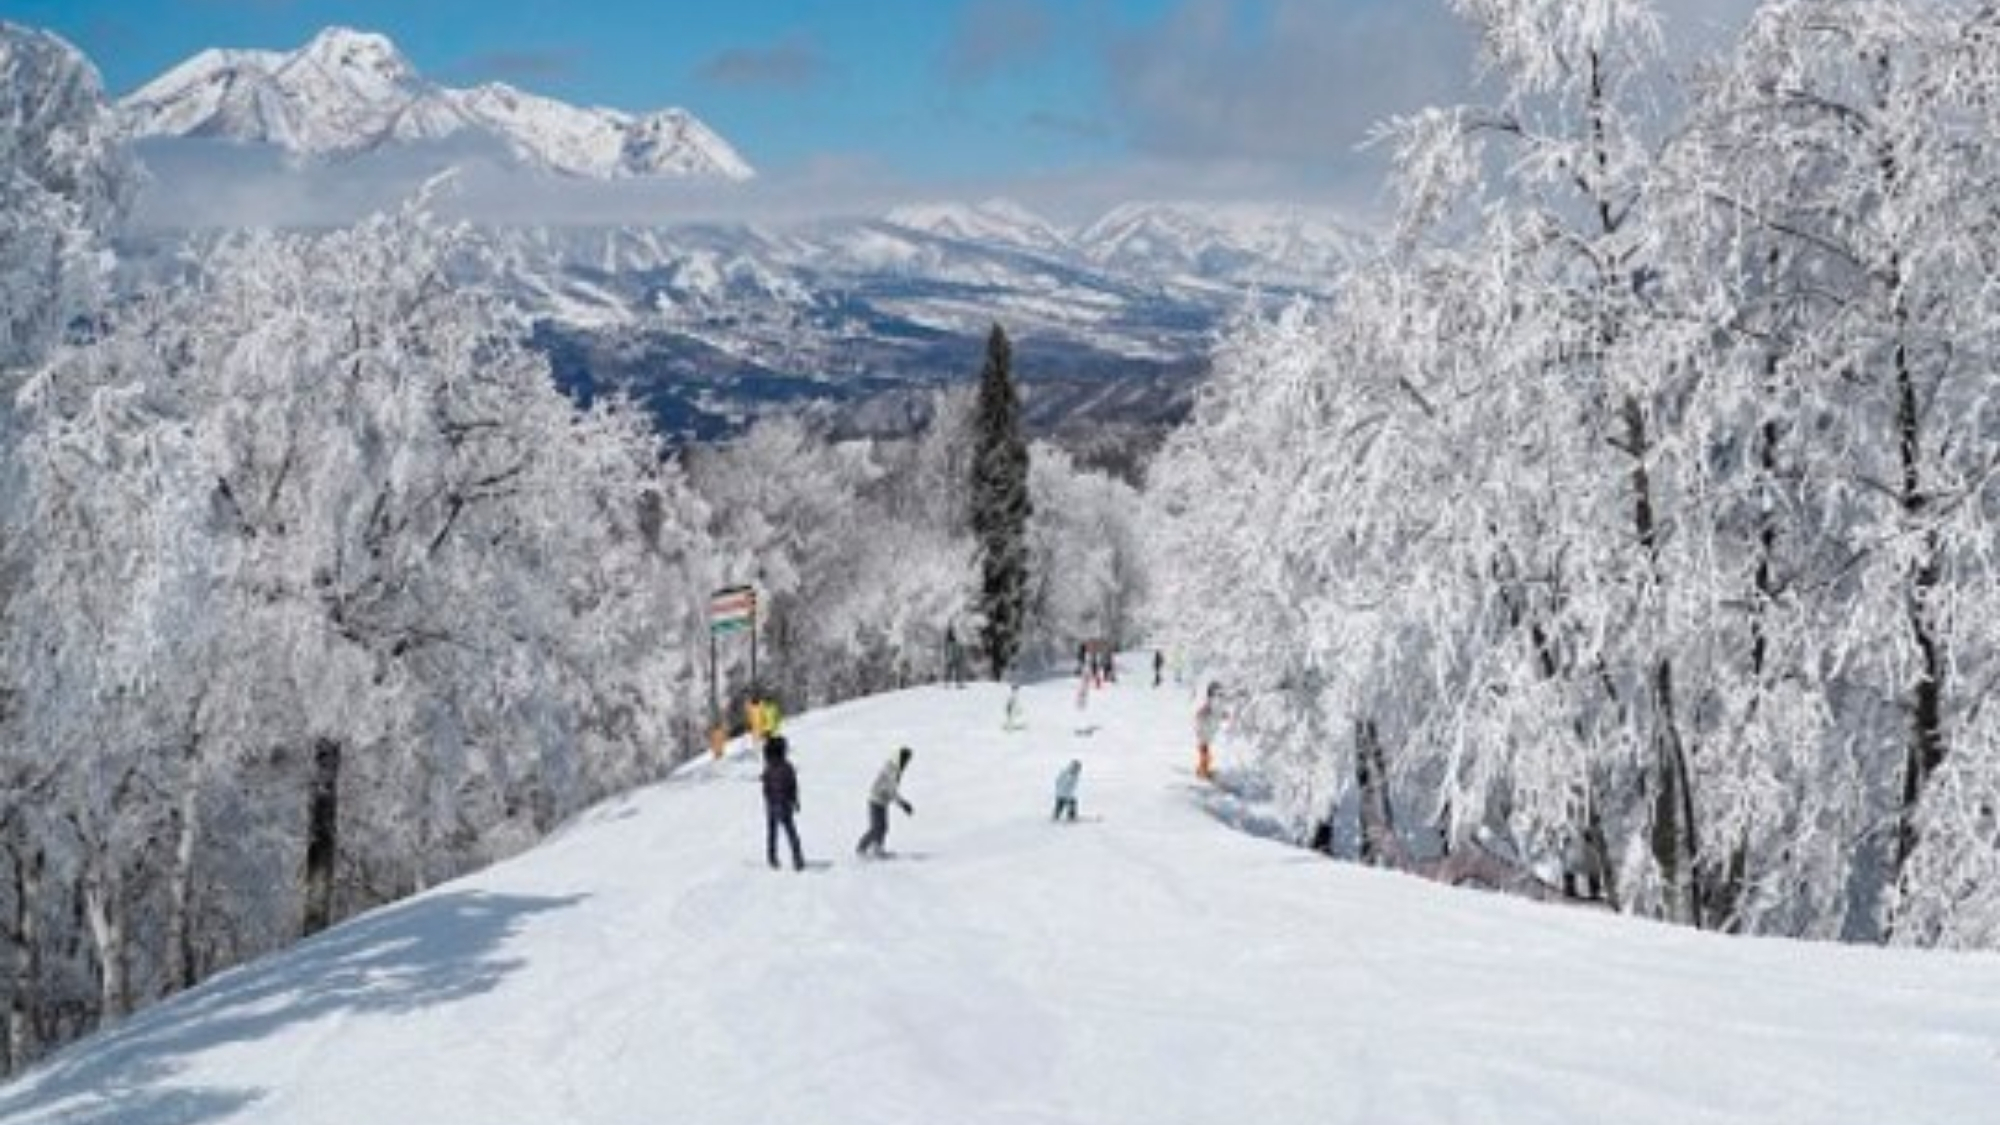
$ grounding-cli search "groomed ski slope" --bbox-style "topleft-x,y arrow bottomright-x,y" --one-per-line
5,668 -> 1998,1125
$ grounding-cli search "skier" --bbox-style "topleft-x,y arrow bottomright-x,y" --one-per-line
1052,759 -> 1082,821
1194,683 -> 1221,782
761,736 -> 806,871
855,747 -> 916,858
1003,685 -> 1025,731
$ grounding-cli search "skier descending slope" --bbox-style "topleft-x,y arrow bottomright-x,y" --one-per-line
760,736 -> 807,871
855,746 -> 916,858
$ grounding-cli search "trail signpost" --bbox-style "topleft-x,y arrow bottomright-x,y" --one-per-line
708,585 -> 758,753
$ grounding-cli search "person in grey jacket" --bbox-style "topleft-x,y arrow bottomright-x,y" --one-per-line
855,746 -> 915,858
1052,759 -> 1082,821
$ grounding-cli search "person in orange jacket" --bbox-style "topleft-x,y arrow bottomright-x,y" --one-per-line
1194,683 -> 1221,781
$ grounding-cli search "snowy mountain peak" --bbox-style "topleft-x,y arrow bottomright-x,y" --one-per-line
122,28 -> 753,181
293,26 -> 413,84
884,198 -> 1068,254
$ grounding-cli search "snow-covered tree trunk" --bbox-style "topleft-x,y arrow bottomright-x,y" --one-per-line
78,850 -> 126,1023
5,839 -> 41,1071
301,738 -> 343,938
163,740 -> 201,993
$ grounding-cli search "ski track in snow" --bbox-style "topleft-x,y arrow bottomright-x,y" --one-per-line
2,668 -> 1998,1124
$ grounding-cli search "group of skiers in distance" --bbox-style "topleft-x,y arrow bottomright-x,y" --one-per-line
752,646 -> 1218,870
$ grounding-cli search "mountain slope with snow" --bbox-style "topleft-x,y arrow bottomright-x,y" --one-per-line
2,668 -> 1994,1125
121,27 -> 751,179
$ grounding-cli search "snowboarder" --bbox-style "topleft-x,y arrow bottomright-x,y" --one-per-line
1194,683 -> 1221,782
1003,685 -> 1026,731
1052,759 -> 1082,821
761,736 -> 806,871
855,746 -> 916,858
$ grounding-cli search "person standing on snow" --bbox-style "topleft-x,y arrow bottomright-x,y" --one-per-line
945,625 -> 966,689
1052,759 -> 1082,821
761,736 -> 806,871
1194,684 -> 1222,782
746,691 -> 772,751
1153,649 -> 1165,688
1003,685 -> 1025,731
856,747 -> 916,858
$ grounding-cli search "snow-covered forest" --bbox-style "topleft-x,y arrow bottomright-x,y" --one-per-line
1153,0 -> 2000,949
7,0 -> 2000,1089
0,24 -> 1147,1072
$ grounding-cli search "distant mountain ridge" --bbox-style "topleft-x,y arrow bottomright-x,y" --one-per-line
406,200 -> 1370,440
120,27 -> 752,180
104,28 -> 1373,443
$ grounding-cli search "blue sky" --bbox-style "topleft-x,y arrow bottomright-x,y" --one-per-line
18,1 -> 1478,195
17,0 -> 1758,218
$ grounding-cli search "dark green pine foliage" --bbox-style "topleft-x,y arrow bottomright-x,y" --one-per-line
970,324 -> 1031,679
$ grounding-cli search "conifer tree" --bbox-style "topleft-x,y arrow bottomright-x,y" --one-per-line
970,324 -> 1031,679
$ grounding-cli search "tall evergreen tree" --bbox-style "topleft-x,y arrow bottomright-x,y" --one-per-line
970,324 -> 1031,679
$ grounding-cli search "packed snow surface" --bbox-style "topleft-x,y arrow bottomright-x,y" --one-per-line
4,668 -> 1996,1124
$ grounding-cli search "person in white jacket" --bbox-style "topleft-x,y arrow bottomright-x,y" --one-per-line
855,747 -> 915,858
1052,759 -> 1082,821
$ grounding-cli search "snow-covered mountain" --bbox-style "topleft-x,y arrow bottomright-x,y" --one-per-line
117,197 -> 1367,441
447,202 -> 1363,438
121,27 -> 752,180
883,198 -> 1073,257
1078,201 -> 1371,290
3,674 -> 1994,1124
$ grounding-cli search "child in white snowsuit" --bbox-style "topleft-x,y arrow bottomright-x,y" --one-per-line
1052,759 -> 1082,821
856,747 -> 915,858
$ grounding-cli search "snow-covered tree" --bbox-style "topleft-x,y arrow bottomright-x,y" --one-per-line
970,325 -> 1031,679
1150,0 -> 2000,949
0,22 -> 131,377
1022,441 -> 1147,669
2,200 -> 711,1059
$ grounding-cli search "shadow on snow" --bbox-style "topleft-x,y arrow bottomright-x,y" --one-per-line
0,889 -> 585,1125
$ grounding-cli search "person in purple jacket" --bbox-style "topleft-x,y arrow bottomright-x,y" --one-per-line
761,736 -> 806,871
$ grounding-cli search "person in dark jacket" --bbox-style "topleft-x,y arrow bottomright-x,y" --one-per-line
761,736 -> 806,871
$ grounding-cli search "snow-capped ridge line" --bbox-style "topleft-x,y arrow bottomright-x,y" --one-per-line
120,25 -> 753,181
